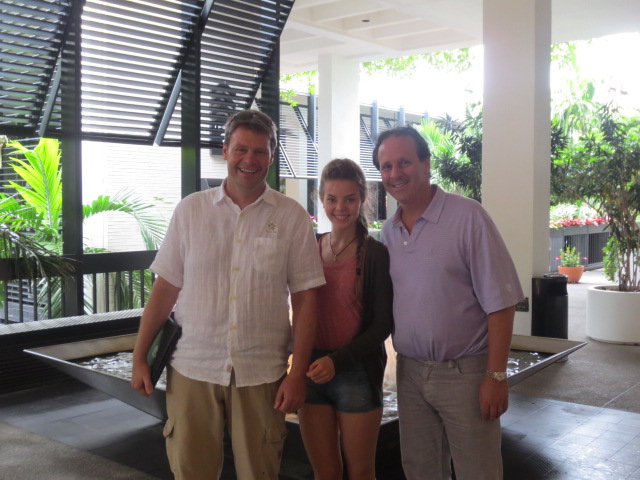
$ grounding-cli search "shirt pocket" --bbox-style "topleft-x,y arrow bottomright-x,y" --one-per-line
253,237 -> 286,274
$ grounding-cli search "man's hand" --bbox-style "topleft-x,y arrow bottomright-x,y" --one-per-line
306,356 -> 335,384
478,376 -> 509,421
131,359 -> 154,397
273,374 -> 306,413
130,276 -> 180,397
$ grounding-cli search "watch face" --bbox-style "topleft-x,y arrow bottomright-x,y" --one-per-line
487,371 -> 507,381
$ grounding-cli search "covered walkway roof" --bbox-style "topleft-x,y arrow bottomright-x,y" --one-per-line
281,0 -> 640,73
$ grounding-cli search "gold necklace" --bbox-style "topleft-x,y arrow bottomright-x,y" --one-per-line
329,233 -> 356,262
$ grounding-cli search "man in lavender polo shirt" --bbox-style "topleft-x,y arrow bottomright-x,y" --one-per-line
373,127 -> 524,480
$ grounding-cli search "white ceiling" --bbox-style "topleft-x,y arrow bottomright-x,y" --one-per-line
280,0 -> 640,74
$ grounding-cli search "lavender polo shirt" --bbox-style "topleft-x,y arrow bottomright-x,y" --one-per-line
381,186 -> 524,361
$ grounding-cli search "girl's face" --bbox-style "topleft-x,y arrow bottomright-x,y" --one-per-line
321,179 -> 363,230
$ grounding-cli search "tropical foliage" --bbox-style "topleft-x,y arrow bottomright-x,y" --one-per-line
415,101 -> 578,205
2,138 -> 166,253
0,224 -> 73,280
1,139 -> 72,279
279,47 -> 475,103
1,138 -> 168,317
415,104 -> 483,202
362,48 -> 473,77
552,80 -> 598,137
555,103 -> 640,291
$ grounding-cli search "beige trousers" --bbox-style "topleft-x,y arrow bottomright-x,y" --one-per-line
164,366 -> 287,480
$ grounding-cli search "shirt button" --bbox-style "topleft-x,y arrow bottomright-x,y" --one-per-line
232,266 -> 239,271
403,241 -> 408,246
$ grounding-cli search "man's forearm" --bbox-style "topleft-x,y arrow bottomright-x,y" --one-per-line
289,288 -> 318,378
485,306 -> 515,372
133,276 -> 181,363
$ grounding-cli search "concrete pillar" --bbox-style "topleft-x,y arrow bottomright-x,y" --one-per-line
285,178 -> 309,215
317,53 -> 360,233
482,0 -> 551,335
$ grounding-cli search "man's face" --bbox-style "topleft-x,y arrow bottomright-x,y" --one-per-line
223,127 -> 274,200
377,134 -> 430,207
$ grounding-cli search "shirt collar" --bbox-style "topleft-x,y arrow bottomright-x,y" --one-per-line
213,180 -> 276,208
391,185 -> 446,227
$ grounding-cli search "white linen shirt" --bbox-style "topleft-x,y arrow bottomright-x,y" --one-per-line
150,185 -> 325,387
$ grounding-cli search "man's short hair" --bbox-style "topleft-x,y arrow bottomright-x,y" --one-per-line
372,126 -> 431,170
224,109 -> 278,153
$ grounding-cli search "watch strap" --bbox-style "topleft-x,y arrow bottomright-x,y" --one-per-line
485,371 -> 507,381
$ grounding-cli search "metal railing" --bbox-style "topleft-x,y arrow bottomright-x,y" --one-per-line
549,225 -> 611,272
1,251 -> 156,324
1,225 -> 615,324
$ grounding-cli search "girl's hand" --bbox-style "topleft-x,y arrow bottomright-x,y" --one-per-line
306,356 -> 335,384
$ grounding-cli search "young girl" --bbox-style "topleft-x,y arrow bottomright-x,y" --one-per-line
298,158 -> 394,480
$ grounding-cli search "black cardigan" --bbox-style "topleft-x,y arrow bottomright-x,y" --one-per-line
317,233 -> 394,405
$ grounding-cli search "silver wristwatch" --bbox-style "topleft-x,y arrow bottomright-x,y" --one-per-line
485,371 -> 507,381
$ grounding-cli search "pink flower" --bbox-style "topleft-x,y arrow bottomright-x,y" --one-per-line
550,215 -> 609,230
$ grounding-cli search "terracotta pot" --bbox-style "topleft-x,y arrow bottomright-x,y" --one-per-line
558,265 -> 584,283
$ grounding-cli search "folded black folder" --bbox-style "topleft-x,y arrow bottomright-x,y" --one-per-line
146,314 -> 182,386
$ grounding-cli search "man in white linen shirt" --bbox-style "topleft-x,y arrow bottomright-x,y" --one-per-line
131,109 -> 325,480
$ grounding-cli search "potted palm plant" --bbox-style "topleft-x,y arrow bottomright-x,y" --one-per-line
556,103 -> 640,343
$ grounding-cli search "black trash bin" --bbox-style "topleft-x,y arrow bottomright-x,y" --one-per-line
531,274 -> 568,339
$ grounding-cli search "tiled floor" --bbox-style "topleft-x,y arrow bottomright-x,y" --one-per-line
0,381 -> 172,480
502,395 -> 640,480
1,379 -> 640,479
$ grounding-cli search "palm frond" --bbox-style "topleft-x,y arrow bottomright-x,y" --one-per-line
0,224 -> 74,279
83,189 -> 167,249
7,139 -> 62,233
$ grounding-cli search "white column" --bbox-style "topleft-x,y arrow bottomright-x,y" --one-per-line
285,178 -> 308,213
482,0 -> 551,335
317,53 -> 360,233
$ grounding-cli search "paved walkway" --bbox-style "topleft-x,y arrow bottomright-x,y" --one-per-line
511,269 -> 640,412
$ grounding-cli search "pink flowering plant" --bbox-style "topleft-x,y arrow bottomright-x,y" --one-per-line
557,246 -> 587,268
549,216 -> 607,229
549,204 -> 607,229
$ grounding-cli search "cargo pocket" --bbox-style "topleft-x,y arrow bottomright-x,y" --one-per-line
163,416 -> 175,439
163,416 -> 177,474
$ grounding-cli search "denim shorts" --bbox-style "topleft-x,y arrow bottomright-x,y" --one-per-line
305,350 -> 381,413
